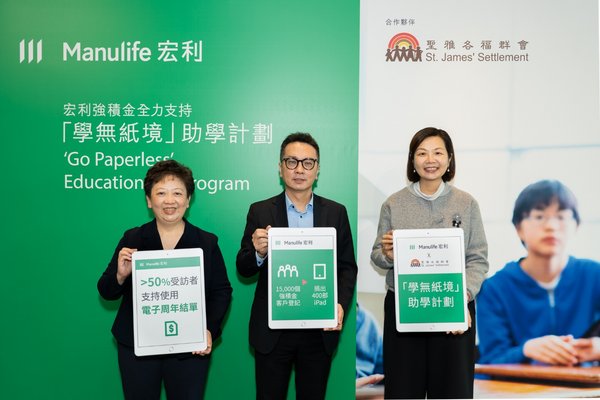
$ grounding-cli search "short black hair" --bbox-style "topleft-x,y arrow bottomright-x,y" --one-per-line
144,159 -> 195,198
279,132 -> 320,161
512,180 -> 580,227
406,127 -> 455,183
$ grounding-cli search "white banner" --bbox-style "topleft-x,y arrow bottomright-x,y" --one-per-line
359,0 -> 600,293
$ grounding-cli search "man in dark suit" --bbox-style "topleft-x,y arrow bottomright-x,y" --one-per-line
236,132 -> 358,400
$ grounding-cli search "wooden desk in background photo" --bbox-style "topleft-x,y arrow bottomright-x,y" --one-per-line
474,364 -> 600,398
357,381 -> 600,400
357,365 -> 600,399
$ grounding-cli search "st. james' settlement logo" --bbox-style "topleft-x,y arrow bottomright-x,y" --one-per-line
410,258 -> 422,267
385,32 -> 422,62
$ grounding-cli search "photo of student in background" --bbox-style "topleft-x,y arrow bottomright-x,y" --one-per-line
356,303 -> 384,388
477,180 -> 600,366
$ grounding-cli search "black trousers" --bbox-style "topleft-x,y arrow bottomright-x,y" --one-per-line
254,330 -> 333,400
117,343 -> 210,400
383,290 -> 476,399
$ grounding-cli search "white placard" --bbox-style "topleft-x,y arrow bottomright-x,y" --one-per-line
132,248 -> 207,356
268,227 -> 338,329
393,228 -> 468,332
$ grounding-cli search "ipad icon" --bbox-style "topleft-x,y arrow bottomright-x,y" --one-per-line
313,263 -> 326,280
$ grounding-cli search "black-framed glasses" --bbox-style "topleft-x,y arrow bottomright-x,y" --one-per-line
281,157 -> 318,170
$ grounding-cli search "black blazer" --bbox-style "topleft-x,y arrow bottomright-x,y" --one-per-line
236,192 -> 358,355
98,219 -> 232,348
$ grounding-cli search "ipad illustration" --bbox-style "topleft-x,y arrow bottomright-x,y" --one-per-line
132,248 -> 207,356
393,228 -> 468,333
268,227 -> 338,329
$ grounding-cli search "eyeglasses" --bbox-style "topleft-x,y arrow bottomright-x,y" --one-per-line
281,157 -> 318,170
525,211 -> 575,227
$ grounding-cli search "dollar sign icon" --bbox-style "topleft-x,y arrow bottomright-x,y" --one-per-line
165,321 -> 178,336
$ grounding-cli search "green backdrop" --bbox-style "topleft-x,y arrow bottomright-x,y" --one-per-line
1,1 -> 359,398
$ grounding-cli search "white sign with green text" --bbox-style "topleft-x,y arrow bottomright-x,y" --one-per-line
393,228 -> 467,332
268,227 -> 338,329
132,248 -> 207,356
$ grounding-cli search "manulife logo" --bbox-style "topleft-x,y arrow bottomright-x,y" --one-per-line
19,39 -> 43,63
